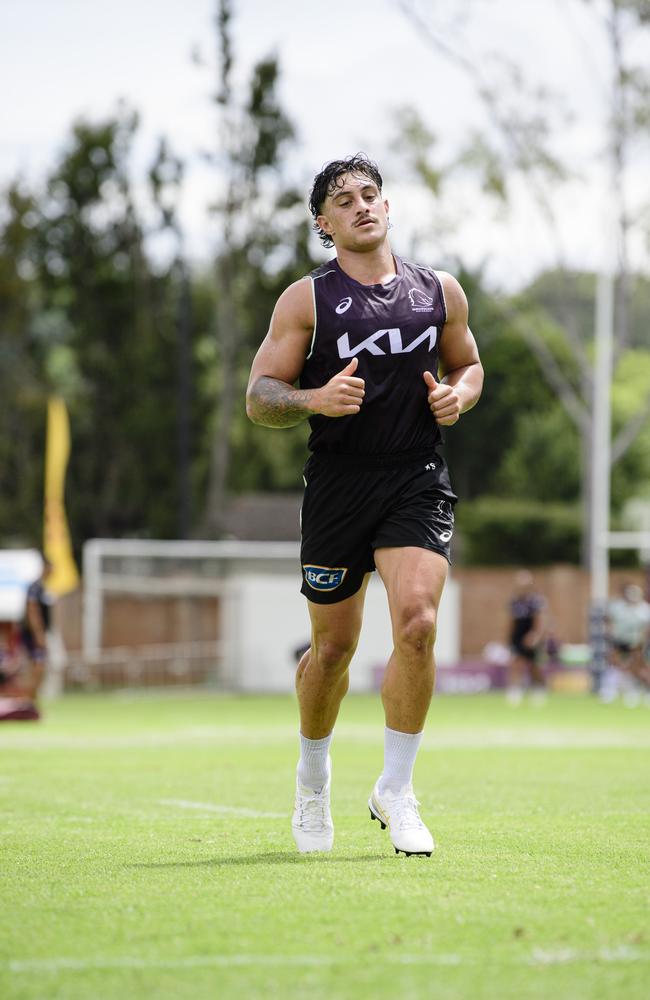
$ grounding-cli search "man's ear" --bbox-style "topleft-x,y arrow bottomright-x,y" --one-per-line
317,213 -> 334,237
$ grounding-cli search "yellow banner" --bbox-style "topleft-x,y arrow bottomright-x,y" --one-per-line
44,396 -> 79,595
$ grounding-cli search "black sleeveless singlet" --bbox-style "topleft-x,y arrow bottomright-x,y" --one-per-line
300,255 -> 447,456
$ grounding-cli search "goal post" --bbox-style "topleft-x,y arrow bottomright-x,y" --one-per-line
80,538 -> 302,690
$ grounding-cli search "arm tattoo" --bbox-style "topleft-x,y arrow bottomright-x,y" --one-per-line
247,376 -> 316,428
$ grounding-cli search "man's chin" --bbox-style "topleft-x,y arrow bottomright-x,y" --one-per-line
348,229 -> 388,251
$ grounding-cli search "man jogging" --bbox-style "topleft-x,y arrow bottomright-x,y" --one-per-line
246,154 -> 483,856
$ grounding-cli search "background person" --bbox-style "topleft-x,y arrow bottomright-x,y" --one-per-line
246,153 -> 483,857
20,556 -> 53,700
601,583 -> 650,705
506,570 -> 547,704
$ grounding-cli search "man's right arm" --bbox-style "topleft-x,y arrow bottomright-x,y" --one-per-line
246,278 -> 365,428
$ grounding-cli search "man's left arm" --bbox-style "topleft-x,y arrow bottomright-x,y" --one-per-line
423,271 -> 483,427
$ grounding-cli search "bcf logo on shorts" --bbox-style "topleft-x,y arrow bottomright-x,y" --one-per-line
303,565 -> 348,591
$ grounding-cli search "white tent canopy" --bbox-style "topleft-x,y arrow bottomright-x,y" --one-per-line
0,549 -> 42,622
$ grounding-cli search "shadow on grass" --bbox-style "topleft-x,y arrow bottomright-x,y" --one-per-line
127,851 -> 387,869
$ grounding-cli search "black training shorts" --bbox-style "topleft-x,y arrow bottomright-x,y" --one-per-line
300,448 -> 457,604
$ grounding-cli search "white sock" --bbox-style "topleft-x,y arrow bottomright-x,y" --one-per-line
297,732 -> 332,791
378,726 -> 423,794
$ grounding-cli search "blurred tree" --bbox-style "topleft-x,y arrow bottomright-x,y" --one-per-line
441,268 -> 565,500
199,0 -> 318,532
9,110 -> 199,544
396,0 -> 650,564
0,185 -> 47,542
149,137 -> 194,538
39,113 -> 179,539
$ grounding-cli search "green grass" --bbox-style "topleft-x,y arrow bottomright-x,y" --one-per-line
0,691 -> 648,1000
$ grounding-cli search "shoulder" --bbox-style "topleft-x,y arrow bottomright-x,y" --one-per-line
434,271 -> 469,321
26,581 -> 42,600
272,276 -> 314,331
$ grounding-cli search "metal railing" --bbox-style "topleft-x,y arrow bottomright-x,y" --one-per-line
64,640 -> 224,690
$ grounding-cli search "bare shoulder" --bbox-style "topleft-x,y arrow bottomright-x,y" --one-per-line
434,270 -> 469,321
247,275 -> 314,387
272,275 -> 314,333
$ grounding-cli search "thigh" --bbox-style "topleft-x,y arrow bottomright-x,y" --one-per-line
374,546 -> 448,626
307,574 -> 371,648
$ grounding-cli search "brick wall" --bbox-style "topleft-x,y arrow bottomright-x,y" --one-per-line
454,566 -> 647,657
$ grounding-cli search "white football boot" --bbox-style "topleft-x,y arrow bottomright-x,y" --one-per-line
292,755 -> 334,853
368,780 -> 434,857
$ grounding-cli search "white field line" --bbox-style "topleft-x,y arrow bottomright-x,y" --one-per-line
529,944 -> 647,966
0,723 -> 649,751
1,724 -> 650,751
7,947 -> 648,975
159,798 -> 285,819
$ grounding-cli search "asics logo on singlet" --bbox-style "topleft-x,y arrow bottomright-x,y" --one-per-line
337,326 -> 437,358
408,287 -> 434,312
303,565 -> 348,591
335,297 -> 352,314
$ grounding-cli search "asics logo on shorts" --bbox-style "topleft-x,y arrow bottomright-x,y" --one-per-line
303,565 -> 348,591
432,499 -> 454,544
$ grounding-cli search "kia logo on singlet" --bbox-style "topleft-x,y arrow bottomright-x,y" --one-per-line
335,297 -> 352,314
337,326 -> 437,358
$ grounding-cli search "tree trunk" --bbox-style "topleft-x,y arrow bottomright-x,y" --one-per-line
202,252 -> 238,536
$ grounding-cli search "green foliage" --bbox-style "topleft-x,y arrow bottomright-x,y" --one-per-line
457,495 -> 639,566
444,269 -> 569,500
527,268 -> 650,351
495,409 -> 582,503
457,496 -> 582,565
0,185 -> 48,542
0,109 -> 202,546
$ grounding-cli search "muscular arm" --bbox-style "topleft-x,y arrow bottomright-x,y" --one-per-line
423,271 -> 484,426
248,378 -> 319,428
246,278 -> 365,427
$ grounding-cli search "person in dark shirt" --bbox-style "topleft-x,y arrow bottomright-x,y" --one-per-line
506,570 -> 547,704
20,556 -> 53,698
246,154 -> 483,857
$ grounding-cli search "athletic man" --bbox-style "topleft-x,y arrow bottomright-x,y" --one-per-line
246,155 -> 483,856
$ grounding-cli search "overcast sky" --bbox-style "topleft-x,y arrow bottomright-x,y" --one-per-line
2,0 -> 649,288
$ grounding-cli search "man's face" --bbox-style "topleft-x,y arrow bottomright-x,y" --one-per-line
316,172 -> 389,252
514,570 -> 534,596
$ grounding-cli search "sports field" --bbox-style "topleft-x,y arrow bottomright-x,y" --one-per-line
0,691 -> 648,1000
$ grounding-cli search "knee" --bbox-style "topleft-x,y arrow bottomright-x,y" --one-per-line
311,635 -> 357,675
395,606 -> 438,656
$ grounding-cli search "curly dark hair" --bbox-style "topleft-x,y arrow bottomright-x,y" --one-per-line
308,153 -> 383,249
